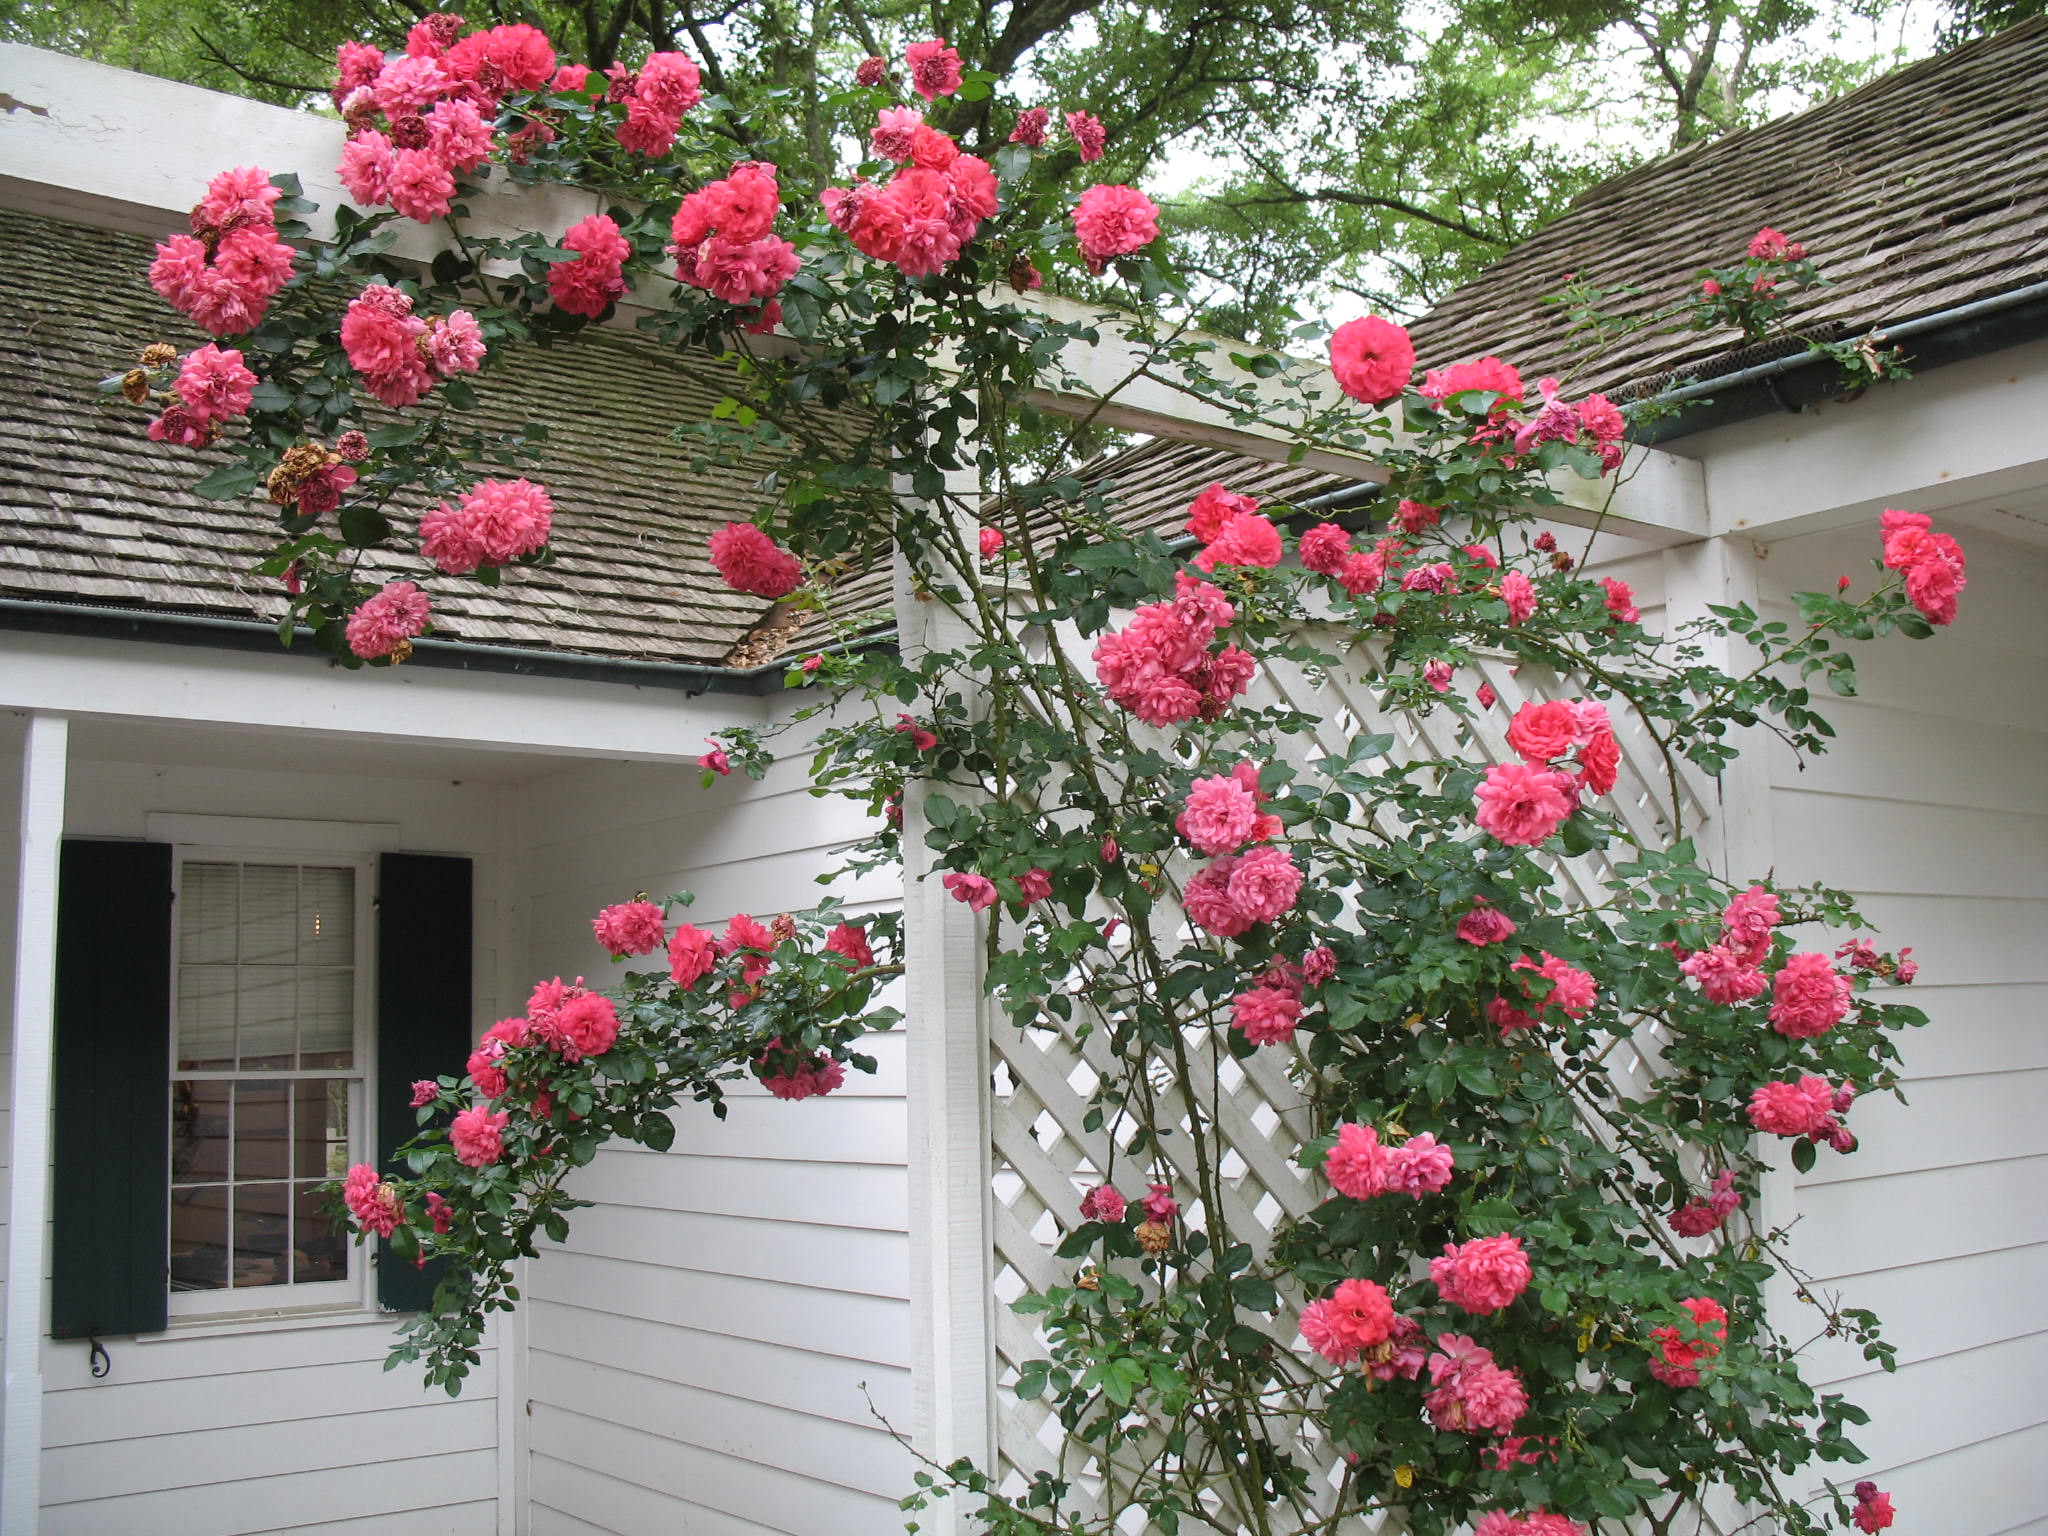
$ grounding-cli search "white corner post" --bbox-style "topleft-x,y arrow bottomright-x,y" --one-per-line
897,469 -> 999,1521
3,713 -> 67,1534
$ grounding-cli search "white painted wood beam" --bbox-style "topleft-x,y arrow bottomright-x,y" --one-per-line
3,713 -> 66,1534
0,42 -> 1707,545
0,633 -> 754,765
1696,338 -> 2048,544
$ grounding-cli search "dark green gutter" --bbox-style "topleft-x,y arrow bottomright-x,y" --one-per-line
0,597 -> 896,697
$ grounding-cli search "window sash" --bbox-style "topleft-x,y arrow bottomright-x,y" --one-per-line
165,849 -> 375,1320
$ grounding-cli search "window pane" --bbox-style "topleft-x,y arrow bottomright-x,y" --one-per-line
179,862 -> 238,966
293,1080 -> 347,1181
232,1181 -> 289,1288
300,867 -> 354,967
170,1185 -> 229,1291
239,865 -> 298,964
297,969 -> 354,1070
176,964 -> 237,1071
234,1080 -> 290,1180
292,1184 -> 347,1283
171,1080 -> 229,1183
236,970 -> 296,1070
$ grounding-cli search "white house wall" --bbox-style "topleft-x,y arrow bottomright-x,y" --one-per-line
1750,527 -> 2048,1535
2,740 -> 524,1536
514,713 -> 914,1536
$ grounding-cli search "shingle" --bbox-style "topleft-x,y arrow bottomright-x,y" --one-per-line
0,209 -> 835,669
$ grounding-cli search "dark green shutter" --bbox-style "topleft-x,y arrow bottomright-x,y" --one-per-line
52,840 -> 173,1339
375,852 -> 473,1312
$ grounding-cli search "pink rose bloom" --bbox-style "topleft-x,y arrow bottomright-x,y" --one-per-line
345,580 -> 431,660
450,1104 -> 511,1167
616,96 -> 681,157
1192,513 -> 1284,572
1064,110 -> 1107,162
545,992 -> 619,1061
385,146 -> 457,222
1323,1122 -> 1387,1199
1577,726 -> 1620,796
1648,1295 -> 1727,1387
549,212 -> 632,317
339,130 -> 397,205
699,742 -> 732,775
592,900 -> 665,956
423,309 -> 486,376
1747,1075 -> 1836,1138
942,872 -> 999,912
1473,762 -> 1574,846
1176,770 -> 1267,855
1385,1132 -> 1455,1196
667,922 -> 716,987
905,37 -> 963,98
1424,1335 -> 1528,1433
409,1078 -> 439,1108
1009,106 -> 1048,145
825,922 -> 875,968
1512,951 -> 1596,1017
870,105 -> 923,162
1431,1233 -> 1531,1313
976,525 -> 1007,559
1399,561 -> 1455,595
174,344 -> 257,423
1422,660 -> 1454,693
426,98 -> 494,172
466,1038 -> 509,1099
708,522 -> 803,598
1420,356 -> 1524,406
334,41 -> 387,98
1328,316 -> 1414,405
552,63 -> 592,92
1230,984 -> 1301,1046
1079,1183 -> 1126,1223
342,1164 -> 403,1238
1072,184 -> 1160,273
420,478 -> 552,574
1680,942 -> 1767,1004
1600,576 -> 1640,623
1457,900 -> 1517,946
1141,1183 -> 1178,1222
637,51 -> 703,115
1016,868 -> 1053,904
1298,1298 -> 1361,1366
1852,1484 -> 1895,1533
1500,569 -> 1537,625
722,913 -> 777,954
1183,855 -> 1254,939
1224,845 -> 1302,924
1336,550 -> 1385,596
444,22 -> 556,92
1296,522 -> 1352,576
1477,681 -> 1498,709
373,52 -> 450,116
1769,951 -> 1852,1037
1323,1278 -> 1395,1349
854,53 -> 887,85
1300,945 -> 1336,985
758,1048 -> 845,1101
1185,483 -> 1259,542
1392,500 -> 1440,533
1748,226 -> 1797,259
1506,699 -> 1578,764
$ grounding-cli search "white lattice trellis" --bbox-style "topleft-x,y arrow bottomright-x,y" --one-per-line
980,622 -> 1720,1534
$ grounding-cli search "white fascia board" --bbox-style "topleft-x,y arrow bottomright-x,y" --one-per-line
1694,337 -> 2048,543
0,631 -> 758,763
0,41 -> 1707,544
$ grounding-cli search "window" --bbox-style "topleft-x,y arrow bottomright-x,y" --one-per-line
50,833 -> 473,1340
168,856 -> 371,1313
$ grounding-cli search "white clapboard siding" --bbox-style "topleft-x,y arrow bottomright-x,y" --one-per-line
1757,524 -> 2048,1533
23,753 -> 517,1534
0,731 -> 21,1346
515,707 -> 915,1536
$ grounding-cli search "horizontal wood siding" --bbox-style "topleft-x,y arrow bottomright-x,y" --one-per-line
20,752 -> 516,1535
516,734 -> 914,1536
1759,526 -> 2048,1531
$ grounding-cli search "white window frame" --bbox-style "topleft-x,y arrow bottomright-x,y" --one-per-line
151,815 -> 397,1324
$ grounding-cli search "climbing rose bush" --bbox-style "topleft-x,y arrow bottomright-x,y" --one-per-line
120,24 -> 1938,1534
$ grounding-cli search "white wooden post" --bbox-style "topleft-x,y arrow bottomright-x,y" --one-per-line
897,469 -> 999,1521
2,713 -> 67,1533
